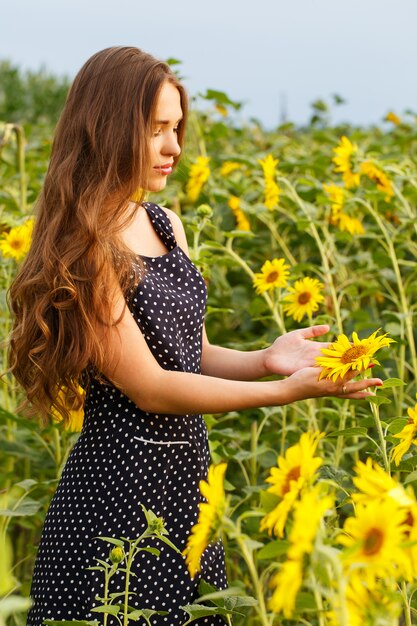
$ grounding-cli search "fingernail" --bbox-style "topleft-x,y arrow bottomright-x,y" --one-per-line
369,363 -> 375,368
375,382 -> 383,386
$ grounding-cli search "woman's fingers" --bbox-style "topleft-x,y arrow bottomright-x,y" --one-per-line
337,377 -> 383,397
299,324 -> 330,340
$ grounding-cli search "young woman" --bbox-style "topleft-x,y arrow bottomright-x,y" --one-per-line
8,47 -> 381,625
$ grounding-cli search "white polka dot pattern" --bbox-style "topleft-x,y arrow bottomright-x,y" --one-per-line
27,203 -> 227,625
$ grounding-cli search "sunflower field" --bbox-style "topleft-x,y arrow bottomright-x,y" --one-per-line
1,65 -> 417,626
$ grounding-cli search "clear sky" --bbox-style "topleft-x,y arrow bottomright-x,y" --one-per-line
2,0 -> 417,128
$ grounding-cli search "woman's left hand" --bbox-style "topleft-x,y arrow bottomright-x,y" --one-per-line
263,324 -> 331,376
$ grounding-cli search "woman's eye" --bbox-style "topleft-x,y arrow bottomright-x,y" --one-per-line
153,128 -> 162,137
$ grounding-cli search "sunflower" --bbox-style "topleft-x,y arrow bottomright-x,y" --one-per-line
287,485 -> 333,559
282,277 -> 325,323
316,329 -> 393,382
391,403 -> 417,466
253,258 -> 290,294
220,161 -> 241,176
182,463 -> 227,578
352,457 -> 415,507
268,487 -> 332,616
260,431 -> 324,537
385,111 -> 401,125
345,577 -> 401,626
186,156 -> 210,202
337,212 -> 365,235
332,136 -> 360,189
323,183 -> 345,219
268,558 -> 303,618
338,499 -> 409,585
0,218 -> 34,261
360,160 -> 394,201
258,154 -> 280,209
228,196 -> 251,231
51,385 -> 85,433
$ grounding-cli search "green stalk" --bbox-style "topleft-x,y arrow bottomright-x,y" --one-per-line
280,406 -> 287,456
256,212 -> 297,266
234,531 -> 271,626
53,427 -> 62,476
334,402 -> 349,468
369,400 -> 390,474
309,572 -> 325,626
103,567 -> 110,626
123,546 -> 134,626
250,421 -> 258,486
401,581 -> 412,626
279,179 -> 343,334
218,238 -> 286,334
318,545 -> 349,626
13,124 -> 27,214
362,200 -> 417,386
188,111 -> 207,158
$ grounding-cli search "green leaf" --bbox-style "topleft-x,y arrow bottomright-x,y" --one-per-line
381,378 -> 405,389
0,497 -> 41,516
94,537 -> 124,548
155,534 -> 181,554
138,546 -> 160,557
404,471 -> 417,485
42,619 -> 99,626
128,609 -> 169,619
181,604 -> 245,624
0,595 -> 32,617
259,490 -> 280,513
326,427 -> 368,438
386,418 -> 408,433
257,540 -> 290,560
90,605 -> 120,616
295,591 -> 317,611
367,395 -> 392,406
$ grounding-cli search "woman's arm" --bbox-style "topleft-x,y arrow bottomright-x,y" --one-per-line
168,207 -> 333,382
201,325 -> 332,380
98,289 -> 381,416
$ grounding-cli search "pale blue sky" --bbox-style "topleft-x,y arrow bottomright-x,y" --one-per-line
2,0 -> 417,127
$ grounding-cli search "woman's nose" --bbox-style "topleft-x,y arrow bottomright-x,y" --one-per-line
162,133 -> 181,157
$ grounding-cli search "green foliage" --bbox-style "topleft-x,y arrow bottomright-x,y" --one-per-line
0,60 -> 70,126
1,68 -> 417,625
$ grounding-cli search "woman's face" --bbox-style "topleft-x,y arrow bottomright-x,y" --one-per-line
144,81 -> 183,192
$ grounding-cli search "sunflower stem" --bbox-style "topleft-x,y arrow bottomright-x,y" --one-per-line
279,179 -> 344,334
401,581 -> 412,626
369,400 -> 390,474
218,238 -> 287,334
362,200 -> 417,389
229,522 -> 271,626
334,403 -> 348,468
250,420 -> 258,486
256,211 -> 297,266
309,571 -> 325,626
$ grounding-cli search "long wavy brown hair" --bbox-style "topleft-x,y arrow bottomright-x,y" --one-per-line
7,46 -> 188,425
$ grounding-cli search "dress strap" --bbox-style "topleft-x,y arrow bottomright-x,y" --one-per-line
142,202 -> 177,251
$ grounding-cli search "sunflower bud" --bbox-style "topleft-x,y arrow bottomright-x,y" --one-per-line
109,546 -> 125,564
196,204 -> 213,219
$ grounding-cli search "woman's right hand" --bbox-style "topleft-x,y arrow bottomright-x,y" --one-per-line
283,366 -> 383,402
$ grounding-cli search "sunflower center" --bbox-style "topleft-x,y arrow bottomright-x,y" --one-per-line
266,271 -> 280,283
363,527 -> 384,556
340,345 -> 367,364
10,238 -> 23,250
297,291 -> 311,305
282,466 -> 301,495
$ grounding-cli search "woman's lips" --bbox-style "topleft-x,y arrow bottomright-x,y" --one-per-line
154,164 -> 173,175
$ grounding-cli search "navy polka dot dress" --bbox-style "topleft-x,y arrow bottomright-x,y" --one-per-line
27,203 -> 227,625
